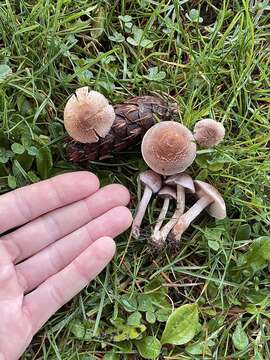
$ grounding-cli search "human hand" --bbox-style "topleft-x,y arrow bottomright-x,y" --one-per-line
0,172 -> 132,360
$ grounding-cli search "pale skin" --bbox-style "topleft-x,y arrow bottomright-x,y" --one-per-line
0,172 -> 132,360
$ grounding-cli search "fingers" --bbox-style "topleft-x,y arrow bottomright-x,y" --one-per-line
0,172 -> 99,234
23,236 -> 115,333
0,242 -> 20,300
16,206 -> 132,292
3,184 -> 130,263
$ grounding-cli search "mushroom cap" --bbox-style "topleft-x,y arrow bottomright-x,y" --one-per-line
193,118 -> 225,148
158,185 -> 177,200
141,121 -> 197,176
139,170 -> 162,193
165,173 -> 195,193
64,87 -> 115,144
194,180 -> 226,219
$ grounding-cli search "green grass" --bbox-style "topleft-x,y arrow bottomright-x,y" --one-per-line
1,0 -> 270,358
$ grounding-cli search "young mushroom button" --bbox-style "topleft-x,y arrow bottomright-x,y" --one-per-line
132,170 -> 162,239
141,121 -> 197,176
152,186 -> 177,248
64,87 -> 115,143
171,180 -> 226,243
193,118 -> 225,148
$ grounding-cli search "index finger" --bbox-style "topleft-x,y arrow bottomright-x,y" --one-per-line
0,172 -> 99,234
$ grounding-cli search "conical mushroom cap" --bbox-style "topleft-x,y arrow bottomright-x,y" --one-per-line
165,173 -> 195,193
64,87 -> 115,143
141,121 -> 197,176
194,180 -> 226,219
193,119 -> 225,148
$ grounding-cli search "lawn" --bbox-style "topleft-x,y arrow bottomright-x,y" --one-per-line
1,0 -> 270,359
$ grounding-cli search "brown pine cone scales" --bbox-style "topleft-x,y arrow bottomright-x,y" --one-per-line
65,95 -> 178,162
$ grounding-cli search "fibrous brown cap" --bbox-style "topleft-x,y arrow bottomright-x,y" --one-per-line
141,121 -> 197,176
165,173 -> 195,193
64,87 -> 115,143
194,180 -> 226,219
193,118 -> 225,148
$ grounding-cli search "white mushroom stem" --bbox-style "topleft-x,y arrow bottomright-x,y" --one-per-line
152,197 -> 171,240
171,195 -> 213,242
132,186 -> 153,239
158,186 -> 185,242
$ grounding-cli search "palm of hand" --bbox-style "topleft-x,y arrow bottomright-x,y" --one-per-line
0,172 -> 131,360
0,255 -> 32,359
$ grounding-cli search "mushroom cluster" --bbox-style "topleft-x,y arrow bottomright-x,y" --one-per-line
62,87 -> 226,249
132,120 -> 227,249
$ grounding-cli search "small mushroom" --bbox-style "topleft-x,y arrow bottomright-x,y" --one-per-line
64,87 -> 115,143
141,121 -> 197,176
152,186 -> 177,247
132,170 -> 162,239
170,180 -> 226,243
193,119 -> 225,148
156,173 -> 195,242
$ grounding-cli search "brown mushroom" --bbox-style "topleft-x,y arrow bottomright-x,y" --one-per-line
132,170 -> 162,239
64,87 -> 115,143
171,180 -> 226,243
156,173 -> 195,242
152,186 -> 177,247
141,121 -> 197,176
193,118 -> 225,148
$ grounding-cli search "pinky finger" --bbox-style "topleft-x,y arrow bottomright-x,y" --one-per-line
23,237 -> 115,334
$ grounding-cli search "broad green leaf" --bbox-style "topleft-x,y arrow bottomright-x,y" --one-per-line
11,143 -> 25,154
144,67 -> 166,81
0,64 -> 12,79
140,39 -> 154,48
120,294 -> 138,312
70,321 -> 93,340
138,294 -> 154,312
156,308 -> 171,322
110,318 -> 146,342
127,311 -> 142,326
208,240 -> 220,251
145,277 -> 170,309
0,147 -> 13,163
242,236 -> 270,273
146,311 -> 156,324
161,304 -> 199,345
185,340 -> 214,355
236,224 -> 251,240
126,36 -> 138,46
108,32 -> 125,43
135,336 -> 161,359
232,323 -> 249,350
118,15 -> 132,23
27,146 -> 39,156
91,7 -> 105,39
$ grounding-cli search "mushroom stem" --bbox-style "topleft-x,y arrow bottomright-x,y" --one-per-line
171,195 -> 213,242
152,197 -> 170,240
158,186 -> 185,242
132,187 -> 153,239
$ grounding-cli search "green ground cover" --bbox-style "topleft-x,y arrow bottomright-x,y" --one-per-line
0,0 -> 270,358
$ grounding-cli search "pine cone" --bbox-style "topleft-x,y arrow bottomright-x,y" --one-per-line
65,96 -> 177,162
